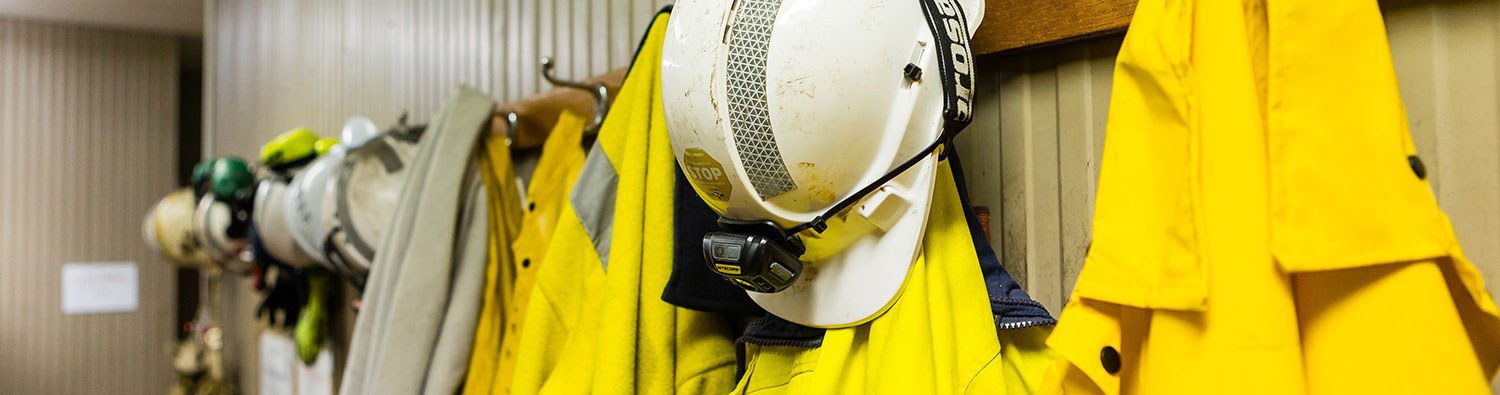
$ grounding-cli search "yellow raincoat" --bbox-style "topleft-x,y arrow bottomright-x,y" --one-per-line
1041,0 -> 1500,393
463,112 -> 587,395
508,9 -> 740,394
732,159 -> 1057,394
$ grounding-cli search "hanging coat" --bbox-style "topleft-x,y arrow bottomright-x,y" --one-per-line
341,87 -> 498,395
463,111 -> 588,395
508,7 -> 742,394
1040,0 -> 1500,394
731,156 -> 1058,394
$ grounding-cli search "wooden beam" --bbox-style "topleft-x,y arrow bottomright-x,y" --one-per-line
973,0 -> 1138,55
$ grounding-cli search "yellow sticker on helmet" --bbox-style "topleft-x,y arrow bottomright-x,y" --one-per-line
682,148 -> 733,203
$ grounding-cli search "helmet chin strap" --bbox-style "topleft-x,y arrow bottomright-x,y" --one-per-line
706,0 -> 976,294
786,0 -> 976,236
786,133 -> 950,236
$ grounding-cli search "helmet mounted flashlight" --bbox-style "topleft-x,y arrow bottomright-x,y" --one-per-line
704,133 -> 954,294
703,219 -> 806,293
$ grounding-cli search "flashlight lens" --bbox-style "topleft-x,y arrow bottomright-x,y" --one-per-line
703,231 -> 803,293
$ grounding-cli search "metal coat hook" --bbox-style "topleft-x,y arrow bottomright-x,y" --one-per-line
503,111 -> 519,145
541,56 -> 609,133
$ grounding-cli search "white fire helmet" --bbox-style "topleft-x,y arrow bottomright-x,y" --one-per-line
340,116 -> 380,149
662,0 -> 984,327
323,118 -> 424,289
145,188 -> 213,268
194,194 -> 252,272
284,142 -> 341,266
253,175 -> 316,267
283,117 -> 378,269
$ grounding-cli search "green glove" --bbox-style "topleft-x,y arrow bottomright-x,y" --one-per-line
295,270 -> 329,365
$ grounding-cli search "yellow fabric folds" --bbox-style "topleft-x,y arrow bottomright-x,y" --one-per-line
464,112 -> 588,395
496,111 -> 587,394
1041,0 -> 1500,394
509,10 -> 740,395
731,160 -> 1056,395
463,108 -> 527,395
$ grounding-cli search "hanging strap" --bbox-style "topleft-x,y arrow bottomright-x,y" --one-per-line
917,0 -> 976,138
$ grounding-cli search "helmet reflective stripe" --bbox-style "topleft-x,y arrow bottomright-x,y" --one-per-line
726,0 -> 798,200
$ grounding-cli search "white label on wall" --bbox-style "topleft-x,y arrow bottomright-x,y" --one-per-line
260,331 -> 296,395
60,262 -> 139,315
296,347 -> 335,395
261,330 -> 335,395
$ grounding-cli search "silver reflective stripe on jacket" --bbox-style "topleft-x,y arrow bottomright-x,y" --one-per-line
571,139 -> 619,271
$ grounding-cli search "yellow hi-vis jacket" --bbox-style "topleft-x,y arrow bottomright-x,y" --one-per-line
731,159 -> 1058,394
1040,0 -> 1500,394
463,111 -> 587,395
508,8 -> 741,395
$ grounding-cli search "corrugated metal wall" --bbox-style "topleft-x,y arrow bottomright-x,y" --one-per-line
206,0 -> 672,159
955,0 -> 1500,353
0,16 -> 179,395
956,37 -> 1121,312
